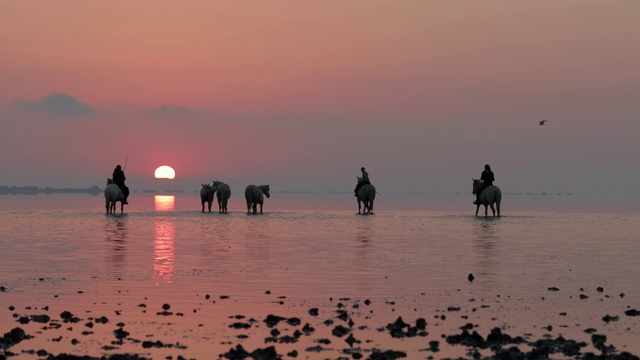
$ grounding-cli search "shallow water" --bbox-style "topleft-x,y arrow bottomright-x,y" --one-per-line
1,194 -> 639,359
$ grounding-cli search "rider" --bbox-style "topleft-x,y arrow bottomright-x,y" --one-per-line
112,165 -> 129,204
354,167 -> 371,196
474,164 -> 494,205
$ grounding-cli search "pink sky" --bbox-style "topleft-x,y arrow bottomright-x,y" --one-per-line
1,1 -> 639,198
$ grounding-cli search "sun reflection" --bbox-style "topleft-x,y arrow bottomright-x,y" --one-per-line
154,195 -> 175,211
153,196 -> 176,284
154,219 -> 175,284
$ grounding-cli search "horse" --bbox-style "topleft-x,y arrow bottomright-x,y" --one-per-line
104,178 -> 125,215
212,180 -> 231,213
473,179 -> 501,217
356,177 -> 376,214
200,184 -> 215,213
244,184 -> 270,214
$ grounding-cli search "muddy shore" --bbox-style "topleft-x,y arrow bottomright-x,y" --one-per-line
2,283 -> 639,360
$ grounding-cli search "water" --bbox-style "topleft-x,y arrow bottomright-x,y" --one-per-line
1,194 -> 639,359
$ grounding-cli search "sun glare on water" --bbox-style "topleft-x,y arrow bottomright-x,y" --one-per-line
154,166 -> 176,179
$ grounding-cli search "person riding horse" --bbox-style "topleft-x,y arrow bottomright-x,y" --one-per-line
474,164 -> 494,205
354,167 -> 371,196
112,165 -> 129,204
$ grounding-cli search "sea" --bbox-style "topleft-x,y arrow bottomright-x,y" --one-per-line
1,192 -> 639,359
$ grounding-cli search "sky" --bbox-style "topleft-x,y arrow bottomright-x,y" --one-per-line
1,1 -> 639,199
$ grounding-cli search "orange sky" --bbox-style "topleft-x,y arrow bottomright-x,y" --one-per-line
1,1 -> 640,195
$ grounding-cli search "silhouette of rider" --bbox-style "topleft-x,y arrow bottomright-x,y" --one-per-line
112,165 -> 129,204
474,164 -> 494,205
354,167 -> 371,197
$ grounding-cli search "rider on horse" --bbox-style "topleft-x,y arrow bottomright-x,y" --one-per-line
112,165 -> 130,204
354,167 -> 371,196
474,164 -> 494,205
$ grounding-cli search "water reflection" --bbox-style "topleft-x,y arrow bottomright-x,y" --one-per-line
155,195 -> 175,211
154,196 -> 175,284
104,216 -> 128,273
472,218 -> 499,284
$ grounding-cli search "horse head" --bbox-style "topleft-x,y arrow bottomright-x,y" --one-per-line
107,178 -> 114,185
261,185 -> 271,198
472,178 -> 481,194
357,176 -> 362,184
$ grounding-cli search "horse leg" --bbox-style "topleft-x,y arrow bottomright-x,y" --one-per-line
497,202 -> 501,217
490,204 -> 496,217
120,201 -> 124,215
202,201 -> 205,213
475,204 -> 480,217
484,205 -> 488,217
259,202 -> 263,214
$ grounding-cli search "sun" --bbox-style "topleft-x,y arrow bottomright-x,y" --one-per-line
154,165 -> 176,179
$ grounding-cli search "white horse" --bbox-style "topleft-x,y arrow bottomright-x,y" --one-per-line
356,177 -> 376,214
244,184 -> 270,214
104,178 -> 125,215
473,179 -> 501,217
200,184 -> 215,213
212,180 -> 231,213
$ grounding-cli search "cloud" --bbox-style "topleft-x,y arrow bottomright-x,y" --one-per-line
13,92 -> 94,117
149,104 -> 197,119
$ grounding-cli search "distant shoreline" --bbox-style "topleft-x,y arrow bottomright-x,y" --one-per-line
0,185 -> 102,196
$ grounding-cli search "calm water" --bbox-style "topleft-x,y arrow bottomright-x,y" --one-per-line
1,193 -> 639,359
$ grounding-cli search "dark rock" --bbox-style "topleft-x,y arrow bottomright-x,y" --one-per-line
302,323 -> 315,335
30,315 -> 50,323
305,345 -> 326,352
113,328 -> 129,340
230,322 -> 251,329
0,327 -> 29,349
60,311 -> 80,323
468,274 -> 474,282
428,340 -> 439,352
308,308 -> 319,316
369,348 -> 407,359
142,340 -> 165,348
264,314 -> 286,328
332,325 -> 351,337
548,287 -> 560,291
345,333 -> 357,347
625,309 -> 640,316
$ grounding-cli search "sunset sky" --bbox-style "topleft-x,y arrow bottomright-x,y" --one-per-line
1,1 -> 639,198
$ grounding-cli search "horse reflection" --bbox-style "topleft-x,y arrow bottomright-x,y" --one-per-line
104,216 -> 128,271
472,219 -> 499,286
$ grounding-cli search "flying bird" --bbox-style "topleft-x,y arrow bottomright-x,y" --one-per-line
539,120 -> 547,126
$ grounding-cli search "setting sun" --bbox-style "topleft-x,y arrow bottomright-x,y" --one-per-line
154,165 -> 176,179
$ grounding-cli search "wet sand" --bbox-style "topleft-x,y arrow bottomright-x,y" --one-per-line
1,277 -> 639,360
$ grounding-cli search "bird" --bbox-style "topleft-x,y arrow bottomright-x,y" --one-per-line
539,120 -> 547,126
